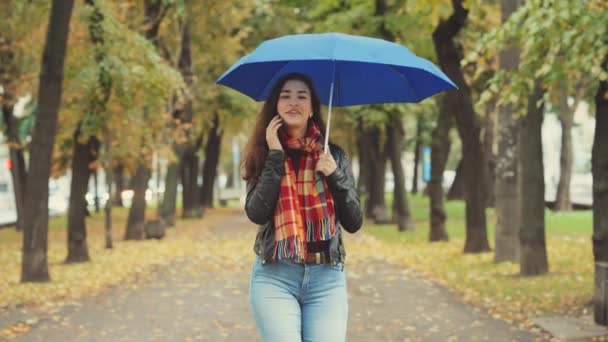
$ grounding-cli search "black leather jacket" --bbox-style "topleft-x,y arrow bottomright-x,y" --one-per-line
245,144 -> 363,266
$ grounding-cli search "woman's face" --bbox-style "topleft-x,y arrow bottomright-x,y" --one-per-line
276,79 -> 313,133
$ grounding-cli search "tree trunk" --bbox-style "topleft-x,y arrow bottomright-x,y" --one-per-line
494,0 -> 522,263
366,126 -> 389,223
429,96 -> 452,242
175,18 -> 201,218
125,164 -> 149,240
66,127 -> 99,263
483,99 -> 497,208
21,0 -> 75,282
201,112 -> 223,208
447,159 -> 465,200
519,82 -> 548,276
357,118 -> 371,214
495,102 -> 521,262
160,161 -> 179,226
358,124 -> 388,222
412,118 -> 423,194
2,104 -> 27,231
433,0 -> 490,253
592,58 -> 608,264
114,165 -> 124,206
555,83 -> 574,211
181,143 -> 202,217
386,116 -> 414,231
104,125 -> 113,249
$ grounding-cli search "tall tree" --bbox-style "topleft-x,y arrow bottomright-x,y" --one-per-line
482,98 -> 497,208
554,81 -> 574,211
113,165 -> 124,206
159,160 -> 178,225
411,117 -> 423,194
592,57 -> 608,264
428,95 -> 451,242
103,125 -> 113,249
176,18 -> 202,218
125,0 -> 169,239
365,125 -> 389,223
519,82 -> 548,275
65,126 -> 99,263
125,161 -> 148,240
200,111 -> 222,208
376,0 -> 414,231
21,0 -> 75,282
155,4 -> 190,225
386,114 -> 415,231
494,0 -> 522,263
66,0 -> 113,263
432,0 -> 490,253
356,117 -> 369,198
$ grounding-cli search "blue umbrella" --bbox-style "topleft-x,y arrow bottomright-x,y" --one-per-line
216,32 -> 457,152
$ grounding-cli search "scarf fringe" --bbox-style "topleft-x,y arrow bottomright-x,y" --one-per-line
305,218 -> 335,241
274,235 -> 306,263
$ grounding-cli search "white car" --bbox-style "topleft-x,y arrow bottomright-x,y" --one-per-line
0,159 -> 71,227
0,162 -> 17,226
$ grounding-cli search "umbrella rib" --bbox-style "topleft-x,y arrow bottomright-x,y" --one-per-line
386,64 -> 421,101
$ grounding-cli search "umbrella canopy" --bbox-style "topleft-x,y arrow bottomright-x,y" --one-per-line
216,32 -> 456,106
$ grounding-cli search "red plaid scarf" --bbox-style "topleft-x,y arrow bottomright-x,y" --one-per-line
273,123 -> 336,263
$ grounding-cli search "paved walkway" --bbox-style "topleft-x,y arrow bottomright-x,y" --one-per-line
1,209 -> 538,341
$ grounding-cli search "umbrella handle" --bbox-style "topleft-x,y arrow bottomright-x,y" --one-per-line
324,81 -> 334,154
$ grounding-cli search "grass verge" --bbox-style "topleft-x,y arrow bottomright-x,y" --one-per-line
361,194 -> 593,324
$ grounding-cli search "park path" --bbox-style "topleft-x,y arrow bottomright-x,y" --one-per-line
2,208 -> 538,341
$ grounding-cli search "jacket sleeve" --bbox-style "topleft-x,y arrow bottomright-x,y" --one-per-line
327,146 -> 363,233
245,150 -> 285,225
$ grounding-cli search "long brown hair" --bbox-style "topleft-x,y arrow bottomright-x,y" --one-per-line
241,73 -> 326,182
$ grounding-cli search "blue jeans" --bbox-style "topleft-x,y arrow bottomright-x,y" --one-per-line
249,256 -> 348,342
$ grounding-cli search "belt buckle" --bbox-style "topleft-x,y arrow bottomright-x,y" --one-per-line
315,253 -> 321,264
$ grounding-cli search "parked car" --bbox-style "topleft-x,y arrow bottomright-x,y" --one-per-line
0,160 -> 71,227
0,159 -> 18,226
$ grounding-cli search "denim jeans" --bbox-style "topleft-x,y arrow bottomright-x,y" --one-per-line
249,255 -> 348,342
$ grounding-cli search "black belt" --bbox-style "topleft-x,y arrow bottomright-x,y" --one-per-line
304,251 -> 330,264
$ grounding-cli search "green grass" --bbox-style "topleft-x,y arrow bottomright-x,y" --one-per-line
1,215 -> 70,245
367,194 -> 592,244
360,194 -> 594,323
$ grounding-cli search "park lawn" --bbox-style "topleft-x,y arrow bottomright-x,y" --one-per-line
0,207 -> 242,312
361,194 -> 594,324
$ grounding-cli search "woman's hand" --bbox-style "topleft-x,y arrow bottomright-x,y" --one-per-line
266,116 -> 283,151
316,152 -> 337,176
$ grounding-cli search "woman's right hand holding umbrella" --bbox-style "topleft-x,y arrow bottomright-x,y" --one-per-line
266,116 -> 283,151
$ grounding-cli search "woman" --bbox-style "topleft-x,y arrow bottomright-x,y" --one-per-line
242,73 -> 363,342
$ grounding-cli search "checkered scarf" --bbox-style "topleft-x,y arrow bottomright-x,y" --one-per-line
273,122 -> 336,263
